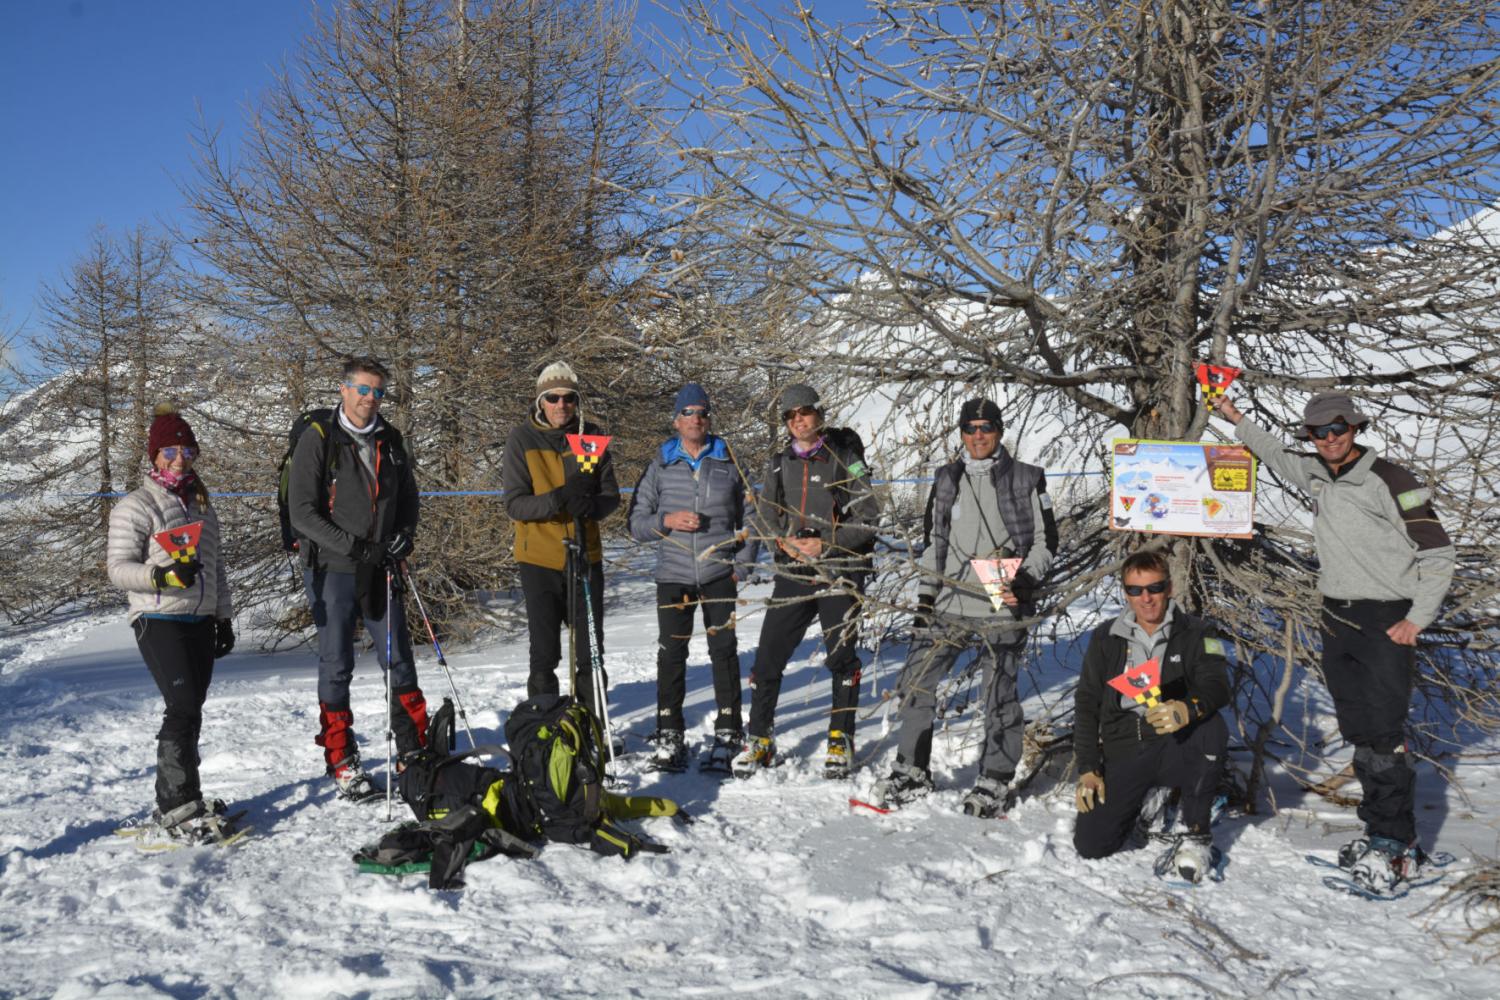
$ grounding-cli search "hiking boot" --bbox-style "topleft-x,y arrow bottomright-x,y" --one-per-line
1169,832 -> 1215,883
961,776 -> 1014,818
700,730 -> 740,774
650,729 -> 688,773
332,756 -> 381,803
823,730 -> 853,780
731,736 -> 776,779
1346,835 -> 1411,894
872,762 -> 933,808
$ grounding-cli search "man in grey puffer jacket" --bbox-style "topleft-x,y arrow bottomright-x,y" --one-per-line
1213,389 -> 1454,891
627,383 -> 752,772
874,399 -> 1057,816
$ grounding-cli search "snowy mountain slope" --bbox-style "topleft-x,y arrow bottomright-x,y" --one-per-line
4,572 -> 1499,999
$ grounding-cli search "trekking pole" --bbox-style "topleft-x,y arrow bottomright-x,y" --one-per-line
384,566 -> 395,822
401,560 -> 475,750
576,550 -> 617,773
564,536 -> 580,699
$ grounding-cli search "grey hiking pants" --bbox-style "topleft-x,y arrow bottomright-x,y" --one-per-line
893,619 -> 1025,783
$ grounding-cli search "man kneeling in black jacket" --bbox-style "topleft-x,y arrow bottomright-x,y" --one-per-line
1073,551 -> 1230,882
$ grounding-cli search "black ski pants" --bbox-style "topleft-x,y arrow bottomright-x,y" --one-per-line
304,567 -> 423,752
1321,597 -> 1417,843
1073,713 -> 1228,860
134,616 -> 215,812
654,575 -> 742,735
747,573 -> 862,740
519,560 -> 607,718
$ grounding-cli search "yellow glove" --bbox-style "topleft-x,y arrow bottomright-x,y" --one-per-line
1076,772 -> 1105,813
1145,699 -> 1191,735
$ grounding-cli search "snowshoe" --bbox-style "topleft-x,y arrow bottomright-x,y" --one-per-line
1130,785 -> 1176,845
871,762 -> 933,809
1343,835 -> 1414,895
333,757 -> 383,804
700,731 -> 740,775
120,799 -> 248,851
646,730 -> 688,774
961,776 -> 1013,818
1151,831 -> 1223,885
731,736 -> 775,779
823,730 -> 853,780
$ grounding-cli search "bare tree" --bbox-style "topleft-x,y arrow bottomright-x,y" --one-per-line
0,227 -> 179,623
654,0 -> 1500,798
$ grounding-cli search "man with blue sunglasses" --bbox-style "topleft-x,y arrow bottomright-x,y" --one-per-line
1213,388 -> 1454,893
287,357 -> 428,803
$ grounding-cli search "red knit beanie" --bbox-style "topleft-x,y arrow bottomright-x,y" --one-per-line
148,404 -> 198,460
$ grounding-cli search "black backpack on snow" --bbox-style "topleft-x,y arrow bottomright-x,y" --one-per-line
276,408 -> 336,553
502,693 -> 608,845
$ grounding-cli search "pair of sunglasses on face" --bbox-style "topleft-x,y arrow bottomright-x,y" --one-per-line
1306,421 -> 1350,440
1124,580 -> 1169,597
159,446 -> 197,461
543,393 -> 578,405
961,421 -> 998,435
782,405 -> 819,421
678,407 -> 709,419
344,381 -> 386,399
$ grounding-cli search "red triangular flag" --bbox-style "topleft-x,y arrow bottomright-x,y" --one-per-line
154,522 -> 203,563
566,433 -> 612,474
1106,657 -> 1162,701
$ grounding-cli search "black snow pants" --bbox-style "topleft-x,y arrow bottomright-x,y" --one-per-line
519,560 -> 607,718
747,572 -> 862,740
655,575 -> 743,735
134,616 -> 216,812
1321,596 -> 1418,844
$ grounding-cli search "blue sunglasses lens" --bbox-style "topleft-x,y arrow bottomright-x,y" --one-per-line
160,446 -> 197,461
346,382 -> 386,399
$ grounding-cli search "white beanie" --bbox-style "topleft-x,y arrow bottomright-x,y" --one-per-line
535,361 -> 581,412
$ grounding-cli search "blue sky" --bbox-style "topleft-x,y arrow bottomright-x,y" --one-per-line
0,1 -> 320,356
0,1 -> 872,370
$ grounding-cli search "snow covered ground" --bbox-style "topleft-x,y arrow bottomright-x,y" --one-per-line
3,564 -> 1500,999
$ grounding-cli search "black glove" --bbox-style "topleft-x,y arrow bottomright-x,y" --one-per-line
351,539 -> 382,565
913,592 -> 935,630
1008,568 -> 1038,604
386,529 -> 414,563
214,619 -> 235,658
152,559 -> 201,590
565,491 -> 595,519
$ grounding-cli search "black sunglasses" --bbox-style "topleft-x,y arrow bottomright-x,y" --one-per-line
543,393 -> 578,405
782,405 -> 819,421
1306,421 -> 1350,441
1124,580 -> 1169,597
961,421 -> 998,435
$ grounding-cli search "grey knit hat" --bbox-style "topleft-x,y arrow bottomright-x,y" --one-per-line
779,383 -> 821,415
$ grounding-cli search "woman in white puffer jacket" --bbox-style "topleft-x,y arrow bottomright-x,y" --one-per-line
106,404 -> 236,843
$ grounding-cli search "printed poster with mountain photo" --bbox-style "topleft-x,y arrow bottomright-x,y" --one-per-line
1110,439 -> 1255,539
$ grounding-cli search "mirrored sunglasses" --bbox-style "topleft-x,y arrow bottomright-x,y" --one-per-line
344,381 -> 386,399
1123,580 -> 1169,597
543,392 -> 578,405
782,405 -> 819,421
678,407 -> 710,418
1306,421 -> 1350,440
961,421 -> 998,435
159,446 -> 197,461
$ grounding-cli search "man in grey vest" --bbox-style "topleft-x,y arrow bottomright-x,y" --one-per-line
873,399 -> 1057,816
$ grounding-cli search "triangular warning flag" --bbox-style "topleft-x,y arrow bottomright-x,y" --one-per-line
566,433 -> 612,474
1119,495 -> 1136,512
1195,364 -> 1241,408
154,522 -> 203,564
971,557 -> 1023,611
1106,657 -> 1163,708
